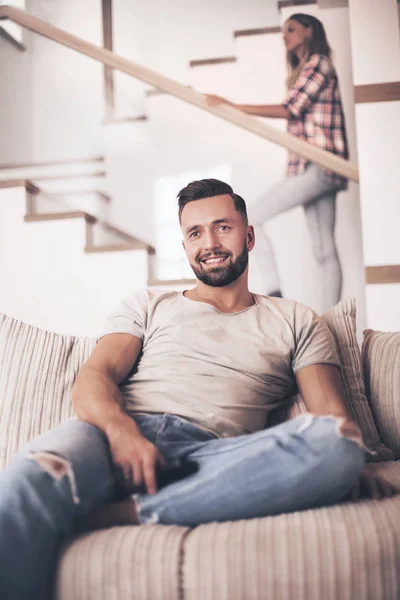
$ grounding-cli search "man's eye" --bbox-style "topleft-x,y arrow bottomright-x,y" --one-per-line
189,231 -> 199,239
219,226 -> 230,231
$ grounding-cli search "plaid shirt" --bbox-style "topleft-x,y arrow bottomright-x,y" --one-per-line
283,53 -> 349,190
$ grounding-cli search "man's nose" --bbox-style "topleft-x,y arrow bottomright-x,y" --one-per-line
202,229 -> 221,249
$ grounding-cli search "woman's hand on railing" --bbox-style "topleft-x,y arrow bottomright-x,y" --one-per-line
204,94 -> 236,108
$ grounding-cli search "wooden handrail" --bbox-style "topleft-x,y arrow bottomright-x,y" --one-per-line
0,5 -> 359,182
0,156 -> 103,169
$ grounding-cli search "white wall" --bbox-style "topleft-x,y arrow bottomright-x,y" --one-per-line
349,0 -> 400,85
0,6 -> 33,163
113,0 -> 278,84
366,284 -> 400,332
28,0 -> 104,161
349,0 -> 400,331
0,187 -> 148,337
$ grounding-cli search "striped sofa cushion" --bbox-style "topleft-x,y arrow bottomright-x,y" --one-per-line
363,329 -> 400,459
0,313 -> 95,470
182,461 -> 400,600
270,298 -> 394,461
56,524 -> 187,600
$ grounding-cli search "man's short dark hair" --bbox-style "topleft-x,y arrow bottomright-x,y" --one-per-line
177,178 -> 248,224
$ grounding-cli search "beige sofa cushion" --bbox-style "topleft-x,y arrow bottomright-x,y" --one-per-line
56,524 -> 187,600
182,461 -> 400,600
0,313 -> 95,470
271,298 -> 394,461
363,329 -> 400,459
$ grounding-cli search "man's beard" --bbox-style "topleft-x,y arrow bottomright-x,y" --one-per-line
190,242 -> 249,287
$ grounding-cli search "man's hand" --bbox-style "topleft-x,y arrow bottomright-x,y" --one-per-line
106,416 -> 166,496
347,467 -> 398,501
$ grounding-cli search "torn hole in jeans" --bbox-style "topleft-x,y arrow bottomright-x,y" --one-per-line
297,413 -> 376,455
28,451 -> 80,504
334,417 -> 376,455
132,494 -> 159,525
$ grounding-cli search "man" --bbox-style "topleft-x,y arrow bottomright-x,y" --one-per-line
0,179 -> 396,600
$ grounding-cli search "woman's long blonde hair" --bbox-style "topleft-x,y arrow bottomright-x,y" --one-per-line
286,13 -> 332,90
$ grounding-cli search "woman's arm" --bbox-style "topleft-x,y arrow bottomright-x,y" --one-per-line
238,103 -> 290,119
204,94 -> 290,119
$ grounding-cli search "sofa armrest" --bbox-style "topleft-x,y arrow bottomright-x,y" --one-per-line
362,329 -> 400,459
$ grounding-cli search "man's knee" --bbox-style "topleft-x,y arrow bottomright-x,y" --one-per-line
27,452 -> 80,504
9,419 -> 114,508
299,414 -> 364,469
3,451 -> 80,502
312,416 -> 366,482
25,419 -> 108,466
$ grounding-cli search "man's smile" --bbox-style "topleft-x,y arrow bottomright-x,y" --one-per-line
202,256 -> 228,265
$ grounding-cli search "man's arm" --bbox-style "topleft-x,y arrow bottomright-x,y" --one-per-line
295,363 -> 397,500
295,363 -> 365,447
295,363 -> 354,421
72,333 -> 142,432
72,334 -> 165,495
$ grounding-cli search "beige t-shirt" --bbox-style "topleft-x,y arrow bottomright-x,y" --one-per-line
100,289 -> 340,438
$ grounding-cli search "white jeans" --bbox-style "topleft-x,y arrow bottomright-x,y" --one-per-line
249,163 -> 343,311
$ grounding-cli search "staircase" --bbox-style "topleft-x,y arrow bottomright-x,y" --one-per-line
108,0 -> 365,318
1,0 -> 398,334
0,157 -> 154,255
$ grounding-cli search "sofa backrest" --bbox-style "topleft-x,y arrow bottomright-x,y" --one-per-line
0,314 -> 95,469
363,329 -> 400,459
0,298 -> 396,470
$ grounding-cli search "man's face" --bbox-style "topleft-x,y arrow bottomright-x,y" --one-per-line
181,194 -> 254,287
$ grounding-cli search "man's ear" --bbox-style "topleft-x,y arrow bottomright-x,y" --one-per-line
246,226 -> 255,250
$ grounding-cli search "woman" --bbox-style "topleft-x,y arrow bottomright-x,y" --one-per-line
205,13 -> 349,311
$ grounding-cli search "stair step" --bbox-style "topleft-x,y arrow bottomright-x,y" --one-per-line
98,222 -> 149,246
85,242 -> 151,253
49,190 -> 111,203
24,211 -> 96,224
278,0 -> 317,9
34,176 -> 107,194
24,209 -> 155,254
190,56 -> 237,68
0,179 -> 40,194
103,115 -> 148,124
0,156 -> 103,170
0,24 -> 26,51
0,159 -> 105,182
234,26 -> 281,38
30,170 -> 106,181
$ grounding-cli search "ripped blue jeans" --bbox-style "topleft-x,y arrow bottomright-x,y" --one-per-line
132,412 -> 365,524
0,413 -> 365,599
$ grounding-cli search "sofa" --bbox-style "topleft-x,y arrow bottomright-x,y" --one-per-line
0,298 -> 399,600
